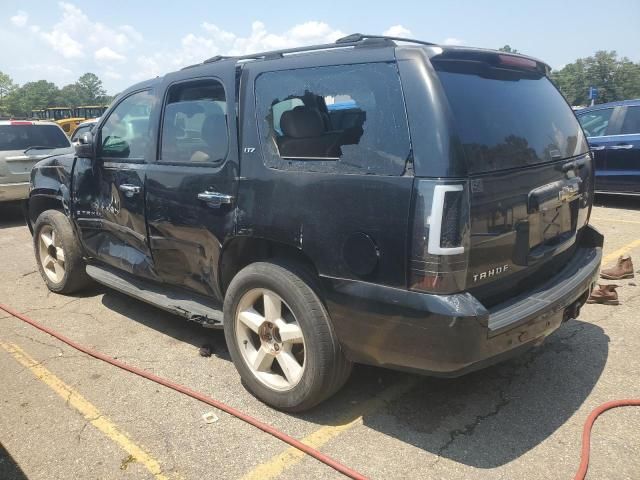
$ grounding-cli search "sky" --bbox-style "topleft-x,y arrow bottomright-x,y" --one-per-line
1,0 -> 639,94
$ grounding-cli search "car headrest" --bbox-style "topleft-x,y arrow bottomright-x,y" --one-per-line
280,106 -> 324,138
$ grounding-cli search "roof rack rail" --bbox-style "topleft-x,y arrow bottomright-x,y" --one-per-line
335,33 -> 437,47
192,33 -> 437,68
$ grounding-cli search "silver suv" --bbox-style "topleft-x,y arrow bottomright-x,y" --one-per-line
0,120 -> 73,202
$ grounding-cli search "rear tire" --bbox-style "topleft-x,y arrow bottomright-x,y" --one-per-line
33,210 -> 92,294
223,261 -> 352,411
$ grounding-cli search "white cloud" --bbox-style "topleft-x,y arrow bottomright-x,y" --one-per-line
41,29 -> 84,58
10,10 -> 28,27
103,70 -> 123,80
8,10 -> 446,94
383,25 -> 412,38
95,47 -> 126,62
133,20 -> 346,81
30,2 -> 141,59
442,37 -> 464,46
119,25 -> 143,43
14,63 -> 75,85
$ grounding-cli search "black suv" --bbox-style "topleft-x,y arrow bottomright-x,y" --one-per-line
27,34 -> 603,411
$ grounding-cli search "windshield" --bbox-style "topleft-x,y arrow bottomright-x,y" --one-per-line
0,125 -> 71,151
433,60 -> 588,173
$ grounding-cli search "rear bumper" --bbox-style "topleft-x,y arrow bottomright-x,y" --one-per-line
0,182 -> 29,202
324,225 -> 603,376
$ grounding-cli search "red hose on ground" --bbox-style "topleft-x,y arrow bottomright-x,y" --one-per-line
574,398 -> 640,480
0,303 -> 369,480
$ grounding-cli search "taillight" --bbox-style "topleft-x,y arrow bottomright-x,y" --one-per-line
409,179 -> 470,294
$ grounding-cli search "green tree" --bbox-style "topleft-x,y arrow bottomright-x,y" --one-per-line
498,45 -> 519,54
6,80 -> 60,117
76,73 -> 107,104
551,59 -> 588,105
56,83 -> 85,108
0,71 -> 16,114
551,51 -> 640,106
615,58 -> 640,100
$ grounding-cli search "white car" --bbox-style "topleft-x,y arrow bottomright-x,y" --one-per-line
0,120 -> 73,202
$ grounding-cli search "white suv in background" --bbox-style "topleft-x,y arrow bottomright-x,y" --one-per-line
0,120 -> 73,202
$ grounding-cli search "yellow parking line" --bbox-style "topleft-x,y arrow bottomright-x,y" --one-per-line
0,340 -> 168,480
602,238 -> 640,265
240,376 -> 418,480
591,217 -> 640,226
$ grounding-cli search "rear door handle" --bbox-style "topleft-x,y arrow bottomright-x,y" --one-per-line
197,191 -> 233,207
609,144 -> 633,150
119,184 -> 141,197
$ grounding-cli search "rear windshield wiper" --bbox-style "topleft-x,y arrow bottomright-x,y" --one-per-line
23,146 -> 55,154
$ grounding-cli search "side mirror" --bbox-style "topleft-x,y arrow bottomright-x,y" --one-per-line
75,131 -> 95,158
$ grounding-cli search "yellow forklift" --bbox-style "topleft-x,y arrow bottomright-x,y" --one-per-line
30,109 -> 46,120
44,107 -> 84,136
73,105 -> 108,120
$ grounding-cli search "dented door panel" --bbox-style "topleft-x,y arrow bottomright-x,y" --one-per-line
73,159 -> 155,278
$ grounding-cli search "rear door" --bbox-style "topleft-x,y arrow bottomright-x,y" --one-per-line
603,105 -> 640,193
428,51 -> 592,305
144,64 -> 239,301
73,89 -> 156,278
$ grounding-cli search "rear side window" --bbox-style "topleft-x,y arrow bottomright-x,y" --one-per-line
620,106 -> 640,135
433,59 -> 588,173
0,124 -> 70,151
160,79 -> 228,164
255,62 -> 411,175
578,108 -> 614,137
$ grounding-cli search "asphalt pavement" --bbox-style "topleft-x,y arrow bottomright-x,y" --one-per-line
0,196 -> 639,480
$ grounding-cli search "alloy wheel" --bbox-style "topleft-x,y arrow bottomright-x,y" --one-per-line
235,288 -> 306,391
38,225 -> 66,283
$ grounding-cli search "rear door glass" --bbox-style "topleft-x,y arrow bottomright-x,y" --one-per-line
255,62 -> 411,176
578,108 -> 615,137
0,125 -> 70,151
433,60 -> 588,173
620,106 -> 640,135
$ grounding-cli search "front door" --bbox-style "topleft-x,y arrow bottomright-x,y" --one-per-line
145,70 -> 238,301
73,89 -> 157,278
604,105 -> 640,194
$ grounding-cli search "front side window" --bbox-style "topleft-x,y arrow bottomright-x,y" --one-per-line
100,90 -> 154,159
160,79 -> 228,164
255,62 -> 411,175
620,106 -> 640,135
578,108 -> 614,137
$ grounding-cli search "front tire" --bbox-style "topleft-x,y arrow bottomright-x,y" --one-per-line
223,261 -> 352,412
33,210 -> 91,294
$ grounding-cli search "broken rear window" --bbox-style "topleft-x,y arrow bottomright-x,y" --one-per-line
255,62 -> 412,176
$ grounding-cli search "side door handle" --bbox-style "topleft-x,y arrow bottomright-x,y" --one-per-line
589,145 -> 606,151
609,144 -> 633,150
119,184 -> 141,197
197,191 -> 233,208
